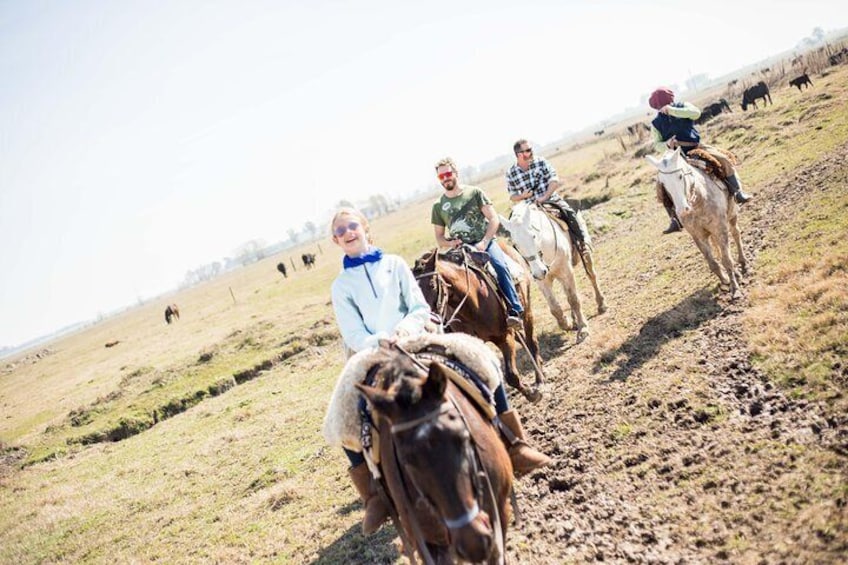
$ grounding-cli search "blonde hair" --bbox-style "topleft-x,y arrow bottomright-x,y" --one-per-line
434,157 -> 458,173
329,207 -> 373,243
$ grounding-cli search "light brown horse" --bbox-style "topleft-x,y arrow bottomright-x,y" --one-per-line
357,350 -> 512,565
413,246 -> 544,402
646,148 -> 747,299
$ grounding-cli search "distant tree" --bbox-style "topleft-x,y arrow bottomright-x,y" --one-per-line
812,26 -> 825,44
287,228 -> 299,245
337,199 -> 355,209
234,239 -> 266,266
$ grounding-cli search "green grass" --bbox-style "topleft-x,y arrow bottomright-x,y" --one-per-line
2,64 -> 847,564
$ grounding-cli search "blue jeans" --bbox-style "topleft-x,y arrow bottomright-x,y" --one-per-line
485,239 -> 523,315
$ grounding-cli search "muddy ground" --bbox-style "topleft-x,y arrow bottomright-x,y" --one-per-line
501,143 -> 847,563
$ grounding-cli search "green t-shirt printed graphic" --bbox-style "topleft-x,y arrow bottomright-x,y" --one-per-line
431,186 -> 492,244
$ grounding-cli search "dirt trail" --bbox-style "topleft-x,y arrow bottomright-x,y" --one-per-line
505,143 -> 848,563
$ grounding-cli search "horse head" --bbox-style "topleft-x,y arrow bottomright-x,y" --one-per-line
501,202 -> 549,281
646,148 -> 698,220
357,353 -> 495,563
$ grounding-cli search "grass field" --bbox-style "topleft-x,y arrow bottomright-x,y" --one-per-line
1,62 -> 846,563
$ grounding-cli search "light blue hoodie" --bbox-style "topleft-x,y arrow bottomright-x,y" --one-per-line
331,252 -> 431,353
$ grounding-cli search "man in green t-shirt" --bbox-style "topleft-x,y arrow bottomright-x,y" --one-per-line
431,157 -> 523,329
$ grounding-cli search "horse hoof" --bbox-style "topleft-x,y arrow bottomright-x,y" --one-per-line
598,304 -> 608,315
576,329 -> 589,344
525,388 -> 543,403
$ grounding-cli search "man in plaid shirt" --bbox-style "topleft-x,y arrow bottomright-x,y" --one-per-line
505,139 -> 590,253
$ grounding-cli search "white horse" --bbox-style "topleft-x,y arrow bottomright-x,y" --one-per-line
501,201 -> 607,343
646,148 -> 748,298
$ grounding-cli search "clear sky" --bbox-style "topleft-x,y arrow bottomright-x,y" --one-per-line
1,0 -> 845,348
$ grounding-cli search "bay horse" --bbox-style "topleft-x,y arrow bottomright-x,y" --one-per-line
500,202 -> 607,343
164,304 -> 180,324
356,349 -> 512,564
413,246 -> 544,402
646,148 -> 747,298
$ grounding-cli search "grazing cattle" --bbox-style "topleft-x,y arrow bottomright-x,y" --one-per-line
646,148 -> 747,299
165,304 -> 180,324
104,340 -> 120,348
789,73 -> 813,91
696,98 -> 732,124
594,129 -> 604,136
626,122 -> 650,141
727,79 -> 738,87
830,50 -> 846,66
741,81 -> 772,111
301,253 -> 316,269
276,262 -> 288,278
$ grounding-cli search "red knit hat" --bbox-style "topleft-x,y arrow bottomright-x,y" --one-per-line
649,88 -> 675,110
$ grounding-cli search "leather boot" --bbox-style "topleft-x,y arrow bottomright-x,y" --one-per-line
725,174 -> 752,204
497,409 -> 552,478
349,462 -> 390,535
662,202 -> 682,234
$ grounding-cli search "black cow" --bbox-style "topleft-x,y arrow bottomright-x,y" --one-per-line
276,262 -> 288,278
696,98 -> 732,124
301,253 -> 316,269
789,73 -> 813,91
593,129 -> 604,136
741,81 -> 772,111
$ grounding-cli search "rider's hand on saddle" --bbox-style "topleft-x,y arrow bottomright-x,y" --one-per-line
446,238 -> 462,249
378,337 -> 396,349
474,239 -> 490,252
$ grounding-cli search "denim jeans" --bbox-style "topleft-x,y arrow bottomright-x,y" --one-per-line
485,239 -> 524,315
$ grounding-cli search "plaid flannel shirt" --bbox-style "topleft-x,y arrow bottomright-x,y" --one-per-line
505,157 -> 560,200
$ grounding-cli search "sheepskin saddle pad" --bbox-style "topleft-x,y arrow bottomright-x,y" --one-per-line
322,332 -> 503,452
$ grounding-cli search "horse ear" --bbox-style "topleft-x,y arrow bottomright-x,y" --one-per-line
423,362 -> 449,400
499,214 -> 513,233
645,154 -> 661,168
355,383 -> 395,416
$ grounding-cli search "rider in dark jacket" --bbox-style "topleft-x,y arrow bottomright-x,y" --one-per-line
649,87 -> 752,234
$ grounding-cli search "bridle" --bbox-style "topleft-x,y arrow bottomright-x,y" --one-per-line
657,164 -> 696,206
511,202 -> 560,269
414,250 -> 474,330
384,346 -> 503,565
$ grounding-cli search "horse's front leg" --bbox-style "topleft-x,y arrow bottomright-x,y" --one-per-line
715,229 -> 741,298
690,231 -> 730,286
518,304 -> 545,390
497,335 -> 540,403
554,267 -> 589,343
729,213 -> 748,275
536,275 -> 571,331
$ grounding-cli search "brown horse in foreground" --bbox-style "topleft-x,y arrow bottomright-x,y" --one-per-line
357,350 -> 512,564
413,246 -> 544,402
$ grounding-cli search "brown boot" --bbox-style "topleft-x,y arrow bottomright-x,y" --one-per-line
498,410 -> 552,478
349,462 -> 390,535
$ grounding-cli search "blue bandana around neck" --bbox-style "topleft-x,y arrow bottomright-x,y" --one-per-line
343,247 -> 383,269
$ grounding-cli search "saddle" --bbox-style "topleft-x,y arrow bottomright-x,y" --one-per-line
538,202 -> 594,253
440,247 -> 521,317
685,146 -> 738,183
322,333 -> 504,454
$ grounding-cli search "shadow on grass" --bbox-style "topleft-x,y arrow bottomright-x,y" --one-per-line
312,523 -> 400,565
594,288 -> 722,382
516,330 -> 569,375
